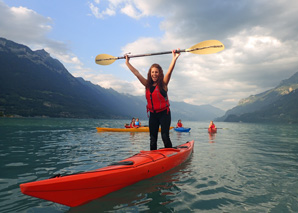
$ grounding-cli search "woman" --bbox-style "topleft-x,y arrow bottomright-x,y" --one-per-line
130,117 -> 136,128
209,121 -> 216,129
125,50 -> 180,150
176,119 -> 183,128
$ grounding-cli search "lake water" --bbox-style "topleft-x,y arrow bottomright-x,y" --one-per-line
0,118 -> 297,212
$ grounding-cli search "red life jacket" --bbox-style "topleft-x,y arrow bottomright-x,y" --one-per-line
210,124 -> 215,129
177,123 -> 183,127
146,85 -> 170,113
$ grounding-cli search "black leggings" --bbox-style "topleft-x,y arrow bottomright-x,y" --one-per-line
149,110 -> 172,150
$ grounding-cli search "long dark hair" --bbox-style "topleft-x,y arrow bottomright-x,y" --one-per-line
146,64 -> 166,90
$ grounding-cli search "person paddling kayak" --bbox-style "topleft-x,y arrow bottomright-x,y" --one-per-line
209,121 -> 216,129
135,118 -> 141,127
208,121 -> 217,133
176,119 -> 183,128
125,49 -> 180,150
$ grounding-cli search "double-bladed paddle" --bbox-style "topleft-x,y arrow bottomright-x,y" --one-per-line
95,40 -> 224,65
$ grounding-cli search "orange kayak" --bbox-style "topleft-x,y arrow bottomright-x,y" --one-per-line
96,126 -> 174,132
20,140 -> 194,207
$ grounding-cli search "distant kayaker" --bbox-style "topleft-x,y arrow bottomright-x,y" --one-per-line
135,118 -> 141,127
130,117 -> 136,128
125,49 -> 180,150
176,119 -> 183,128
209,121 -> 216,129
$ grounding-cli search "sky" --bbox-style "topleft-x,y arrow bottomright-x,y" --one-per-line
1,0 -> 298,111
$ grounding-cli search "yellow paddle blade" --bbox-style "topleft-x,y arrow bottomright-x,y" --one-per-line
95,54 -> 118,65
186,40 -> 224,54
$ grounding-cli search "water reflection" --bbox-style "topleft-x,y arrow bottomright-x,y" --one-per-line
208,132 -> 216,143
175,131 -> 191,141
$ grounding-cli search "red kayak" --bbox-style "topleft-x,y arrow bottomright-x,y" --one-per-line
208,127 -> 217,133
20,140 -> 194,207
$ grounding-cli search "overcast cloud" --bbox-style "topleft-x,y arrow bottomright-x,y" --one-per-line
118,0 -> 298,109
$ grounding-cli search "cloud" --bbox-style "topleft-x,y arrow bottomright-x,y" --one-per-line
111,0 -> 298,110
88,0 -> 153,19
0,2 -> 52,45
120,3 -> 142,19
45,47 -> 84,68
88,2 -> 116,19
0,1 -> 74,63
88,0 -> 126,19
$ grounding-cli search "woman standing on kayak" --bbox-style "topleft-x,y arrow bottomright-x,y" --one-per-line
125,50 -> 180,150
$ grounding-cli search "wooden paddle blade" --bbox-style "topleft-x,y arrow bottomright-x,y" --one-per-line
95,54 -> 118,65
186,40 -> 224,54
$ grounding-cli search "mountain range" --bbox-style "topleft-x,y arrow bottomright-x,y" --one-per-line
0,37 -> 224,121
216,71 -> 298,123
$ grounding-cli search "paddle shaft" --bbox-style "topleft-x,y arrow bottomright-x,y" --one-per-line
97,45 -> 223,62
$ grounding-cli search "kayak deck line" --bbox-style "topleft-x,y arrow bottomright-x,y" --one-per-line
49,151 -> 169,179
50,147 -> 186,179
20,140 -> 194,207
42,145 -> 192,180
28,144 -> 192,181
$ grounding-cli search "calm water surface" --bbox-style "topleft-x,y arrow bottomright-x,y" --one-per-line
0,118 -> 297,212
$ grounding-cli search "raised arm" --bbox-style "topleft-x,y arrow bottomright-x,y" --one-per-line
125,55 -> 147,87
163,49 -> 181,86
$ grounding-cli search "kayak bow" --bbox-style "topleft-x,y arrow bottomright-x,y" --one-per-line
20,140 -> 194,207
